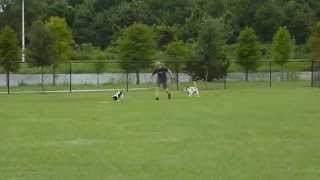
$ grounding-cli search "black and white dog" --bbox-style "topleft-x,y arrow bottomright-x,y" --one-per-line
184,87 -> 200,97
112,91 -> 124,101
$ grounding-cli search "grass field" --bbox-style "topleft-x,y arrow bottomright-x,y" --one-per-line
0,85 -> 320,180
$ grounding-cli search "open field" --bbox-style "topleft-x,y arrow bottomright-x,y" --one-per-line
0,85 -> 320,180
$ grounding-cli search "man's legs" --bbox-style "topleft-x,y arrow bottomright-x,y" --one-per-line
155,82 -> 171,100
163,82 -> 171,100
155,85 -> 160,100
166,88 -> 171,99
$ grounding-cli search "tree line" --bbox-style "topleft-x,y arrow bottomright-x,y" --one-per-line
2,0 -> 320,45
1,0 -> 320,83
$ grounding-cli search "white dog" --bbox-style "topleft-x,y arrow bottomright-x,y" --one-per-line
184,87 -> 200,97
112,91 -> 124,101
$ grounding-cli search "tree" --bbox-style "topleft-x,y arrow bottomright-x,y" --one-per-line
47,16 -> 74,85
27,20 -> 55,85
165,41 -> 190,88
180,1 -> 208,41
283,1 -> 314,44
146,0 -> 193,25
205,0 -> 227,18
72,43 -> 106,86
94,0 -> 119,12
46,0 -> 71,19
0,26 -> 20,85
228,0 -> 264,41
254,3 -> 283,42
271,26 -> 294,65
271,26 -> 294,81
308,22 -> 320,60
194,18 -> 228,81
237,27 -> 260,81
118,23 -> 156,85
47,17 -> 74,62
73,43 -> 96,60
72,0 -> 96,45
0,0 -> 49,34
154,25 -> 177,49
93,48 -> 107,87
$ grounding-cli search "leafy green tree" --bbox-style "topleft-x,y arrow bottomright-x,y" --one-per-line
47,17 -> 74,65
228,0 -> 263,40
118,23 -> 156,85
27,20 -> 55,66
199,18 -> 228,80
186,18 -> 228,81
94,0 -> 151,48
93,48 -> 107,87
283,1 -> 314,44
94,0 -> 119,12
308,22 -> 320,60
180,2 -> 208,41
271,26 -> 294,65
72,43 -> 106,85
254,3 -> 283,42
222,10 -> 237,43
74,43 -> 96,60
27,20 -> 55,85
45,0 -> 76,27
0,0 -> 49,34
93,12 -> 112,48
205,0 -> 227,18
154,25 -> 177,49
146,0 -> 193,25
47,16 -> 74,85
93,48 -> 106,73
0,26 -> 20,78
68,0 -> 84,7
165,41 -> 190,87
2,0 -> 320,65
72,0 -> 96,44
237,27 -> 260,81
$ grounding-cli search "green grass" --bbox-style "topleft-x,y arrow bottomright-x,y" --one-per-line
0,85 -> 320,180
0,80 -> 309,94
0,81 -> 228,93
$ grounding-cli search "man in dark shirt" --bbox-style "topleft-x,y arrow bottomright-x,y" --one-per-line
152,62 -> 173,100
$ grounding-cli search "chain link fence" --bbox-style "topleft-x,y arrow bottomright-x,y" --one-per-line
0,60 -> 319,94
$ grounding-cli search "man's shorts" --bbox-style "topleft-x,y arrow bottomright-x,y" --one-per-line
157,80 -> 168,89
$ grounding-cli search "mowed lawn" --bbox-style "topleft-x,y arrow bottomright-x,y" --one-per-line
0,86 -> 320,180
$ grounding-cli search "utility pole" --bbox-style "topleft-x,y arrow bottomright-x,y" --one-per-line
22,0 -> 25,62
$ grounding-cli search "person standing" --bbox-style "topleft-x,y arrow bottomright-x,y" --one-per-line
152,62 -> 173,101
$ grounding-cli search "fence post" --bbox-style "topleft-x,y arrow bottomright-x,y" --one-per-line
96,71 -> 99,88
126,71 -> 129,92
245,59 -> 249,82
69,61 -> 72,93
311,61 -> 314,88
41,65 -> 44,92
176,72 -> 179,90
6,70 -> 10,94
315,61 -> 320,87
269,61 -> 272,88
224,73 -> 227,89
